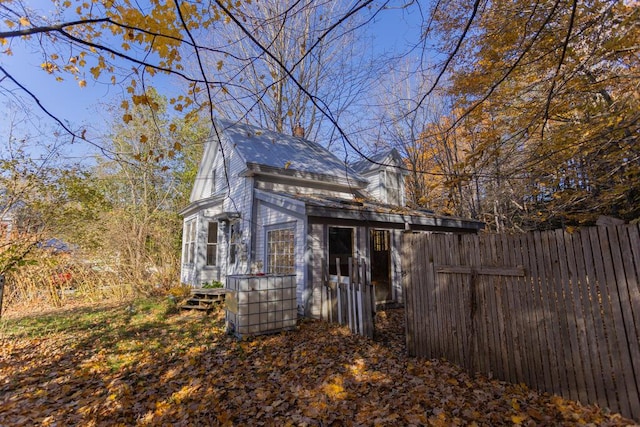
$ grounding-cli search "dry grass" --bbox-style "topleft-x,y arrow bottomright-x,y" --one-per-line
1,253 -> 184,318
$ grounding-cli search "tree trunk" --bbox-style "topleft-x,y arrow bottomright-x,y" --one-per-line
0,274 -> 5,318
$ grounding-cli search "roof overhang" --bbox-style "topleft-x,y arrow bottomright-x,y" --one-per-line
179,194 -> 225,217
306,205 -> 484,233
213,211 -> 241,222
240,162 -> 368,190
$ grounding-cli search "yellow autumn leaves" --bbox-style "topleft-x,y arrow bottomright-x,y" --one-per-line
3,16 -> 30,29
2,302 -> 635,425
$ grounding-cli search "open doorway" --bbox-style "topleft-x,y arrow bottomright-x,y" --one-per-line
328,227 -> 353,276
370,229 -> 391,303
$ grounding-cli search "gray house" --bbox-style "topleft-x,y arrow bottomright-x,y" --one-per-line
179,119 -> 483,317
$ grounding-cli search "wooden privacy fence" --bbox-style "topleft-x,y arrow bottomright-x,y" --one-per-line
402,225 -> 640,421
321,257 -> 375,338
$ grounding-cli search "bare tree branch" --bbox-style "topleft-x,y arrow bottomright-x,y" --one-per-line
541,0 -> 578,139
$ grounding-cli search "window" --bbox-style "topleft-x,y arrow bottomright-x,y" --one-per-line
183,219 -> 196,264
381,169 -> 403,205
267,227 -> 295,274
387,170 -> 403,205
206,222 -> 218,266
228,221 -> 241,265
371,229 -> 390,252
211,170 -> 216,195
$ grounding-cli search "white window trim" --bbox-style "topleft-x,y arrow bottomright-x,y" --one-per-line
228,220 -> 241,266
183,218 -> 197,265
205,221 -> 218,267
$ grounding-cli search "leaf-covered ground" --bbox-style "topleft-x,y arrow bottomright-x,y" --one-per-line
0,299 -> 636,426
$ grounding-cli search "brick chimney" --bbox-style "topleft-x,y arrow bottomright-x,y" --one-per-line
292,123 -> 304,138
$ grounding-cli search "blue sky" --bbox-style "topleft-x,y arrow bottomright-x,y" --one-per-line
0,2 -> 424,162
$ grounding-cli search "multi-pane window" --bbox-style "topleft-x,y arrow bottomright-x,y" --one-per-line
267,227 -> 295,274
228,221 -> 241,265
183,219 -> 196,264
206,222 -> 218,266
371,229 -> 390,252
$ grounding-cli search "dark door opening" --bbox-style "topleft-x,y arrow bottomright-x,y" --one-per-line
370,229 -> 391,303
328,227 -> 353,276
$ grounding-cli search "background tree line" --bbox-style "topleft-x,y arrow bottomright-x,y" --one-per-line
387,0 -> 638,230
0,92 -> 206,310
0,0 -> 637,311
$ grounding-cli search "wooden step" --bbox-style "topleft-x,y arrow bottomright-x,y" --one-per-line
187,297 -> 220,303
192,288 -> 227,296
191,293 -> 225,300
180,288 -> 227,312
180,304 -> 212,311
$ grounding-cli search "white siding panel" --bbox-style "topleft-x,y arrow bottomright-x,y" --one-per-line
307,223 -> 325,318
359,171 -> 382,201
391,229 -> 403,303
255,199 -> 306,312
213,141 -> 255,277
255,180 -> 356,199
361,167 -> 405,206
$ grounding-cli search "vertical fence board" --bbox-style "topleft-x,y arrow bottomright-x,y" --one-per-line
490,233 -> 510,382
460,235 -> 474,370
541,230 -> 569,396
411,236 -> 426,357
584,228 -> 618,411
407,235 -> 422,357
602,226 -> 637,415
448,234 -> 466,365
502,234 -> 524,383
463,234 -> 479,373
507,234 -> 524,382
482,235 -> 497,377
401,235 -> 415,356
568,231 -> 599,405
512,234 -> 533,386
469,235 -> 489,374
568,230 -> 594,404
425,236 -> 437,358
324,257 -> 374,339
416,236 -> 429,358
521,233 -> 542,388
440,234 -> 454,361
450,235 -> 465,368
553,229 -> 579,398
434,235 -> 448,359
403,225 -> 640,421
534,231 -> 558,393
618,225 -> 640,418
527,232 -> 554,392
555,229 -> 583,402
595,227 -> 631,416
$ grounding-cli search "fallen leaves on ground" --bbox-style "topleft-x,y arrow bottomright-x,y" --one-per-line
0,301 -> 636,426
